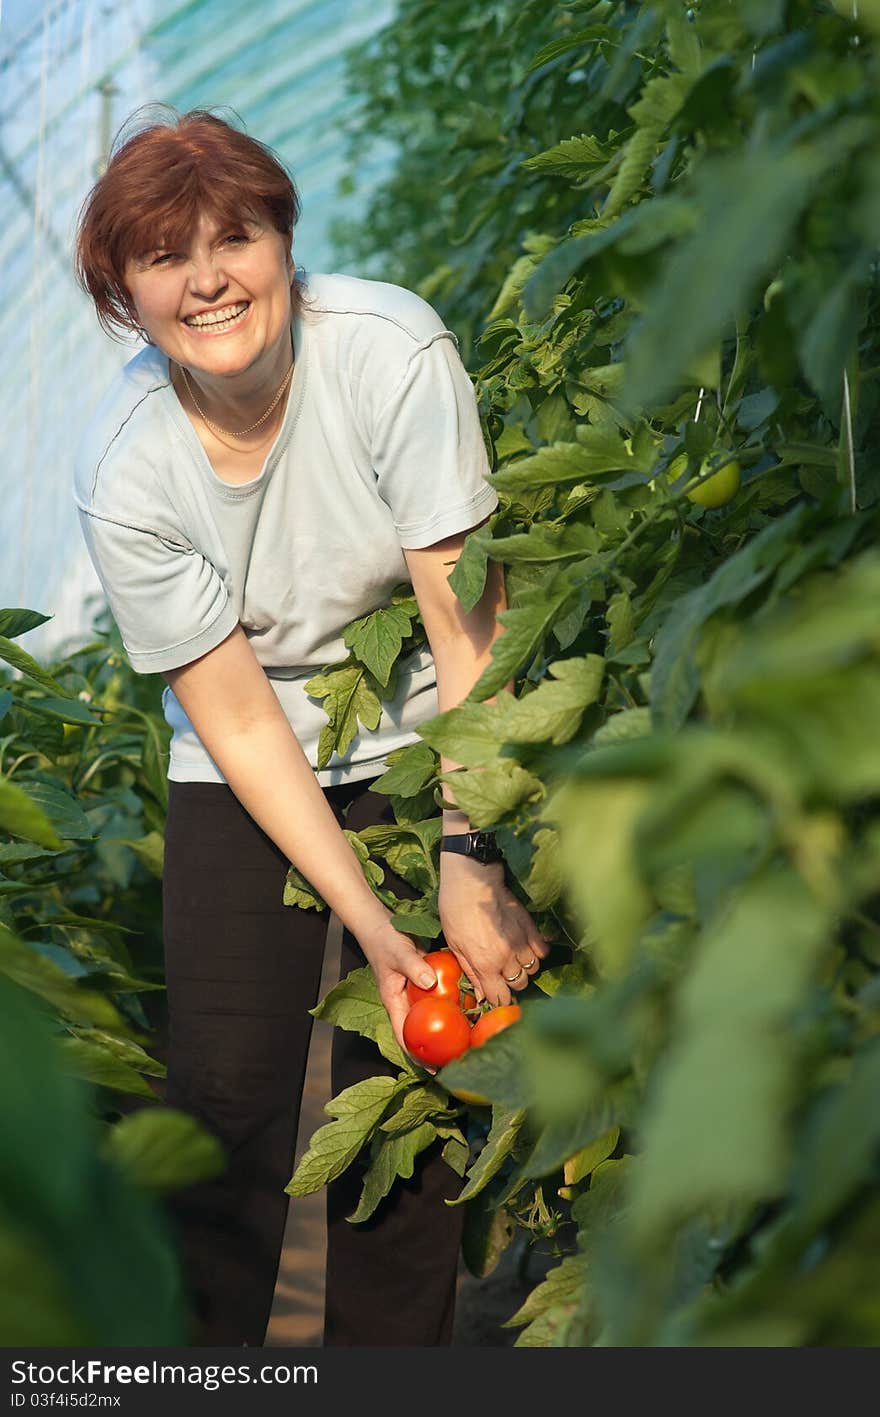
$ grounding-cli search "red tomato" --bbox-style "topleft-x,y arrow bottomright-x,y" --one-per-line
406,950 -> 476,1012
403,997 -> 472,1068
470,1003 -> 521,1048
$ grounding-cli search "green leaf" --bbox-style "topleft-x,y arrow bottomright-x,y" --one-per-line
829,0 -> 880,34
471,574 -> 583,700
0,609 -> 53,638
59,1037 -> 158,1098
503,655 -> 605,746
526,26 -> 614,75
440,1132 -> 470,1176
304,663 -> 383,769
312,964 -> 413,1072
286,1075 -> 403,1197
418,698 -> 515,767
488,520 -> 602,565
523,132 -> 614,179
16,695 -> 105,727
523,1093 -> 633,1180
344,602 -> 418,689
447,522 -> 496,612
14,779 -> 94,840
102,1107 -> 227,1193
523,827 -> 563,910
380,1081 -> 455,1134
0,1227 -> 90,1345
390,908 -> 442,939
603,74 -> 689,220
442,760 -> 544,828
592,707 -> 652,747
357,817 -> 441,889
651,504 -> 804,731
461,1178 -> 517,1278
282,865 -> 327,911
371,741 -> 437,797
788,1040 -> 880,1237
65,1028 -> 166,1077
125,707 -> 169,810
798,255 -> 871,412
491,429 -> 652,494
117,831 -> 164,879
622,141 -> 823,410
0,637 -> 71,696
564,1127 -> 620,1186
545,777 -> 654,976
627,864 -> 833,1250
0,923 -> 125,1031
508,1251 -> 589,1346
665,8 -> 702,74
23,911 -> 137,937
439,1029 -> 530,1111
0,776 -> 63,849
348,1121 -> 438,1223
449,1107 -> 526,1205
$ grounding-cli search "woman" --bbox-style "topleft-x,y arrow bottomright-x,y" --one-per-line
72,106 -> 548,1348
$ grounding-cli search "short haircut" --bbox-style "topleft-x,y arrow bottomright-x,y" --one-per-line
73,104 -> 306,343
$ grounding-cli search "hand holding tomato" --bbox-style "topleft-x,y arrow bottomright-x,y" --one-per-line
356,916 -> 439,1054
437,854 -> 549,1006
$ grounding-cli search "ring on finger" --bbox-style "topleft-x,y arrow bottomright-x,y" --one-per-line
523,955 -> 539,970
503,965 -> 525,984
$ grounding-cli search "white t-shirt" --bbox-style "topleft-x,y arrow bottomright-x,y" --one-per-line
73,271 -> 499,786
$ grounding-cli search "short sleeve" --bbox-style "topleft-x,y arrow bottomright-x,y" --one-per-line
77,508 -> 240,673
371,332 -> 499,549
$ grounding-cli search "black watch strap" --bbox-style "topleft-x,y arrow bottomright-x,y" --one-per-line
440,830 -> 503,864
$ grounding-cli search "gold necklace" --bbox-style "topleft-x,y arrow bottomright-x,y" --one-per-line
176,357 -> 294,452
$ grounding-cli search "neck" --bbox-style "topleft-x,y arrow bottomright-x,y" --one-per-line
175,329 -> 294,429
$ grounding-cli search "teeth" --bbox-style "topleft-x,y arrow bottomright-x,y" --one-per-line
185,302 -> 248,328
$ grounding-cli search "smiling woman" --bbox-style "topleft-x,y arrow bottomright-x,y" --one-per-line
74,108 -> 304,469
70,104 -> 545,1352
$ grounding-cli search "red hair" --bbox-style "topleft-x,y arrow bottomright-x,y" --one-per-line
74,105 -> 308,343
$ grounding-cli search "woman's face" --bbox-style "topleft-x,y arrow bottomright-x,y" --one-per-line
123,208 -> 294,379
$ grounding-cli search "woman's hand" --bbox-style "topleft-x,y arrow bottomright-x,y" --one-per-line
356,918 -> 439,1055
437,853 -> 549,1006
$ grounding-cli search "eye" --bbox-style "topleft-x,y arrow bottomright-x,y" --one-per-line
151,252 -> 176,265
223,233 -> 248,245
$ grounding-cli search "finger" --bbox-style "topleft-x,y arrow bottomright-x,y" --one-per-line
446,947 -> 488,1006
379,979 -> 411,1053
489,973 -> 514,1007
392,936 -> 438,992
503,962 -> 531,993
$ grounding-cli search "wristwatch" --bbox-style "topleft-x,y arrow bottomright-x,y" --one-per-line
440,830 -> 503,865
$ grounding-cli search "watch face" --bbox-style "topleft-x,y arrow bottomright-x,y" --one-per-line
471,832 -> 500,863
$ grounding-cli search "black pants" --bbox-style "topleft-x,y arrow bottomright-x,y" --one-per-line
160,777 -> 465,1347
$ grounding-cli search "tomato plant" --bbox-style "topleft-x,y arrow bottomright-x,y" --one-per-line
406,949 -> 476,1012
403,997 -> 471,1068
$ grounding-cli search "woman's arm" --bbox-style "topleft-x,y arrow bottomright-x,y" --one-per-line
403,527 -> 550,1006
162,624 -> 438,1048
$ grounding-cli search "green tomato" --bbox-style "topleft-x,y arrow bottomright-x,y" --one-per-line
666,452 -> 741,509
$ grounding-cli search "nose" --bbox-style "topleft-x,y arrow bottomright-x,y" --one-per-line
188,249 -> 228,299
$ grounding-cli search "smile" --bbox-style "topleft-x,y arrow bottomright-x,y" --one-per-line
182,302 -> 251,334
